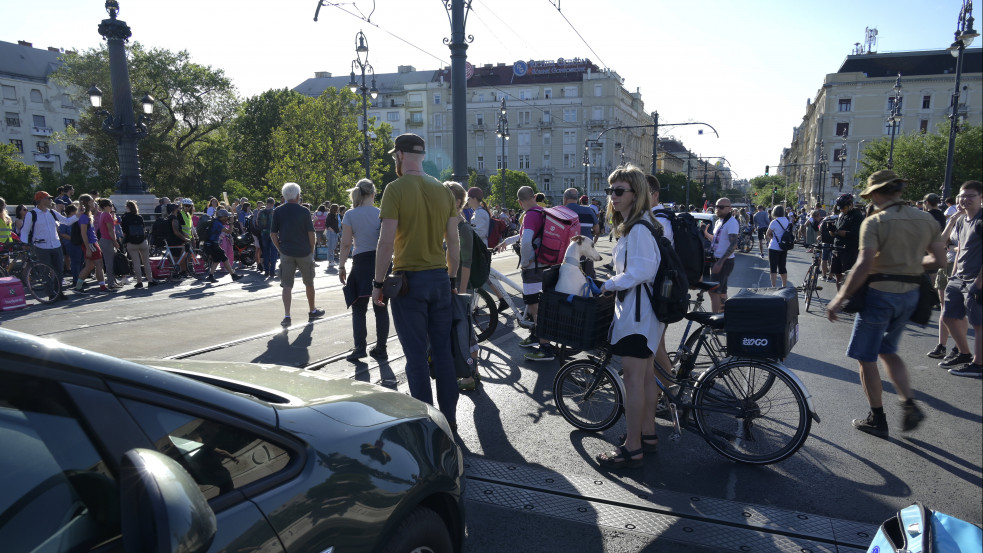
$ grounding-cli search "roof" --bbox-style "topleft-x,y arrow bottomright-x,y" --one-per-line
836,48 -> 982,78
436,60 -> 602,88
294,68 -> 439,97
0,40 -> 65,83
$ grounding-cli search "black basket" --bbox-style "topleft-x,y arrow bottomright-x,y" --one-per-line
537,267 -> 614,350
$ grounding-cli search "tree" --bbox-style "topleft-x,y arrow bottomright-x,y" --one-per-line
855,124 -> 982,201
490,170 -> 538,211
228,88 -> 308,196
0,144 -> 41,202
749,175 -> 791,207
653,171 -> 700,205
51,43 -> 238,198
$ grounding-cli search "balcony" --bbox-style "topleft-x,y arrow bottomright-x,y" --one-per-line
34,152 -> 56,163
407,119 -> 424,128
406,100 -> 423,108
32,126 -> 53,137
472,123 -> 486,132
539,120 -> 552,128
587,119 -> 606,127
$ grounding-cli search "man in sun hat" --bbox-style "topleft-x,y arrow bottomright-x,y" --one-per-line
20,190 -> 76,300
827,169 -> 947,437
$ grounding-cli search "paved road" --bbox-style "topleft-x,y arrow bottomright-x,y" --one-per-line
2,238 -> 980,552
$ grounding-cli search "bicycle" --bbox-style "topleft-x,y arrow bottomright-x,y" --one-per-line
799,242 -> 824,313
155,242 -> 207,281
736,224 -> 755,254
552,306 -> 819,465
0,242 -> 61,304
470,252 -> 535,342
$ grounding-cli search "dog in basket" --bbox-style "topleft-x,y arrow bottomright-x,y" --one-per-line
554,236 -> 603,297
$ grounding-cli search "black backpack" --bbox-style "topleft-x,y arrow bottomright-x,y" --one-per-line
196,214 -> 215,244
778,219 -> 795,251
70,221 -> 84,246
625,218 -> 691,325
652,209 -> 705,284
150,217 -> 170,247
466,225 -> 491,290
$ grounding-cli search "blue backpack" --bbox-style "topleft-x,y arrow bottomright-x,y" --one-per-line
867,502 -> 982,553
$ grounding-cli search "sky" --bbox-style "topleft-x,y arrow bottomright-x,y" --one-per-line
6,0 -> 975,182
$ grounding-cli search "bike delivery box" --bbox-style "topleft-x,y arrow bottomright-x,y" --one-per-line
0,276 -> 27,311
149,257 -> 169,279
725,287 -> 798,359
537,266 -> 614,350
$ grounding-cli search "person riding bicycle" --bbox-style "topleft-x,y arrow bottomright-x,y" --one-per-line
831,193 -> 864,289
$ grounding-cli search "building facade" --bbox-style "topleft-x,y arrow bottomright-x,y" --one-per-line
781,48 -> 982,207
0,40 -> 79,177
295,58 -> 655,205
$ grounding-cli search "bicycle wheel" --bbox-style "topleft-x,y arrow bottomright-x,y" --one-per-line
553,359 -> 623,431
693,360 -> 811,464
804,266 -> 818,312
471,287 -> 498,342
25,263 -> 60,304
188,251 -> 208,278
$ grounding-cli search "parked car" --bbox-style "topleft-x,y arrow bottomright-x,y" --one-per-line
0,328 -> 464,553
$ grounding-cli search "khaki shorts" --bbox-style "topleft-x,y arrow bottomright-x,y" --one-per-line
935,262 -> 954,291
280,254 -> 315,288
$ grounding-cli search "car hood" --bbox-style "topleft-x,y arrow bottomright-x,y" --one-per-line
136,359 -> 429,427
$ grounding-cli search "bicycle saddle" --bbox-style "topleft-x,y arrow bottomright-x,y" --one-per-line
691,281 -> 719,292
684,311 -> 725,330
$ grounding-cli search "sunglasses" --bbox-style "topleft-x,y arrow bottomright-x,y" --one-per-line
715,205 -> 730,209
604,187 -> 630,197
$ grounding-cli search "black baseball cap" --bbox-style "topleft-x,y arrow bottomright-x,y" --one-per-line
388,133 -> 426,155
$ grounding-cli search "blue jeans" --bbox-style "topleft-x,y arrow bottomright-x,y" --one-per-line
261,234 -> 278,275
391,269 -> 458,424
325,229 -> 338,262
846,287 -> 919,362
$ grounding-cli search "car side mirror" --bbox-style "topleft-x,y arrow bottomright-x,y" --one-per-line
119,449 -> 217,553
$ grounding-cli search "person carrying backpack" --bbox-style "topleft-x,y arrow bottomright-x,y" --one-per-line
594,165 -> 663,469
258,197 -> 278,278
765,205 -> 792,288
446,182 -> 483,390
513,186 -> 557,362
703,198 -> 740,313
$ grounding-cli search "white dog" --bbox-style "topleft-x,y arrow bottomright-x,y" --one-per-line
554,236 -> 603,296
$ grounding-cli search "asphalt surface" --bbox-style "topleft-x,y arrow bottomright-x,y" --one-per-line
2,236 -> 980,552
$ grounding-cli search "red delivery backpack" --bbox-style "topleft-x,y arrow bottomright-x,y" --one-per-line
533,205 -> 580,267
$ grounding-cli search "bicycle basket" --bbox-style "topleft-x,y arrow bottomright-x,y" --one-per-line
537,267 -> 614,350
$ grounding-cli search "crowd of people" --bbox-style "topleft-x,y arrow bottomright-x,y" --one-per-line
2,133 -> 980,463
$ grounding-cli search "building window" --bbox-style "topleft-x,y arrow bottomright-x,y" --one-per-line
832,173 -> 844,190
518,154 -> 530,169
387,111 -> 400,121
562,86 -> 577,98
517,111 -> 531,125
9,139 -> 23,153
30,89 -> 43,103
562,131 -> 576,145
476,113 -> 484,126
409,112 -> 423,124
594,84 -> 603,97
922,95 -> 931,109
887,96 -> 903,112
36,141 -> 49,154
563,153 -> 576,168
2,85 -> 15,100
543,132 -> 551,146
562,108 -> 577,123
542,110 -> 551,123
5,112 -> 19,127
838,98 -> 852,112
519,90 -> 532,100
476,154 -> 484,170
592,107 -> 603,121
543,152 -> 551,168
33,115 -> 46,127
433,93 -> 441,105
476,134 -> 484,148
517,132 -> 530,146
477,93 -> 485,102
920,119 -> 929,133
497,154 -> 504,170
434,135 -> 443,149
835,122 -> 849,137
544,88 -> 552,99
563,177 -> 576,189
63,118 -> 75,129
543,177 -> 551,191
432,113 -> 443,129
883,121 -> 896,135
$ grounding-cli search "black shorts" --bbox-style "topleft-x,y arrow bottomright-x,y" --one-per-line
711,257 -> 736,294
611,333 -> 652,358
757,227 -> 768,240
205,242 -> 228,263
831,250 -> 857,274
768,248 -> 788,274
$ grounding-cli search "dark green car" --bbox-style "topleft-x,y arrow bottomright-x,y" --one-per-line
0,328 -> 464,553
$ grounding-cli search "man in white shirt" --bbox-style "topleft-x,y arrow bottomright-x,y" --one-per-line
704,198 -> 740,313
19,190 -> 76,300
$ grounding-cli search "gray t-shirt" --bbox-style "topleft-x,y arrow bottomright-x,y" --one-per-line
270,202 -> 315,257
753,210 -> 769,229
953,210 -> 981,281
341,205 -> 382,256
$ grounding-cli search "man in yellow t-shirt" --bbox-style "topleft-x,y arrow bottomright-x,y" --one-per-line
372,133 -> 461,431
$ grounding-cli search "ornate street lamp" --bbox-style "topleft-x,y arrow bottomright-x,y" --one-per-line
817,142 -> 828,207
943,0 -> 979,199
837,136 -> 847,191
496,98 -> 509,207
886,74 -> 903,169
89,1 -> 155,195
348,31 -> 378,180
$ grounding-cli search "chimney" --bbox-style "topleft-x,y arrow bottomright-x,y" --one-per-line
314,71 -> 331,78
497,62 -> 505,67
397,65 -> 415,74
48,47 -> 62,53
18,40 -> 33,47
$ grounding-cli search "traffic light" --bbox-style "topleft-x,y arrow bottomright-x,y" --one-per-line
773,187 -> 778,195
765,165 -> 769,176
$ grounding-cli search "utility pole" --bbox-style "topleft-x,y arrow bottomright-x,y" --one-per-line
651,111 -> 658,175
446,0 -> 471,186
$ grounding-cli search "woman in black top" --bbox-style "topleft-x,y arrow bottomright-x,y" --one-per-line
120,201 -> 157,288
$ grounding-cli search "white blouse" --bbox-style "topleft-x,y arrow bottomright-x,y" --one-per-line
603,219 -> 665,355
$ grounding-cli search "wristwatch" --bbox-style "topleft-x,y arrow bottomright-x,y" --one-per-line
372,280 -> 384,289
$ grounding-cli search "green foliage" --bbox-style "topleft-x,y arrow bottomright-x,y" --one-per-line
490,170 -> 538,211
0,143 -> 41,202
855,124 -> 982,201
51,43 -> 237,197
227,88 -> 307,196
748,175 -> 795,207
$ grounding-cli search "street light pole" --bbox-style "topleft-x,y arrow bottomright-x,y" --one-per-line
943,0 -> 979,199
837,136 -> 847,191
348,31 -> 378,180
886,73 -> 903,169
496,98 -> 509,207
89,1 -> 154,195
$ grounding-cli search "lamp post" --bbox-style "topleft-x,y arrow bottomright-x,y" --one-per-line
816,143 -> 828,207
837,136 -> 847,191
348,31 -> 378,180
582,138 -> 592,194
496,98 -> 509,208
943,0 -> 979,199
88,1 -> 154,195
886,73 -> 903,169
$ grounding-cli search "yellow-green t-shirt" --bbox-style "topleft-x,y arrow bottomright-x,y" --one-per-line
379,174 -> 456,272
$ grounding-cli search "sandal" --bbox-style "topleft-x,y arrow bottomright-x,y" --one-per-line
618,433 -> 659,453
595,445 -> 644,468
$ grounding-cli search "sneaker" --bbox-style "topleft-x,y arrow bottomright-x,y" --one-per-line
926,344 -> 947,359
525,344 -> 555,362
497,299 -> 509,313
280,316 -> 291,327
231,273 -> 243,281
458,377 -> 477,391
949,363 -> 983,378
518,335 -> 538,348
134,282 -> 144,289
205,274 -> 218,283
939,352 -> 973,368
900,402 -> 925,432
852,411 -> 888,437
369,346 -> 388,359
99,284 -> 110,292
309,308 -> 325,321
346,349 -> 367,362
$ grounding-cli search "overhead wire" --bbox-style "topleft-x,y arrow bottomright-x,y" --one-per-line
545,0 -> 608,71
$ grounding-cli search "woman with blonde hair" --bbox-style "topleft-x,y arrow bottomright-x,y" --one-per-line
0,198 -> 13,243
339,179 -> 390,361
595,165 -> 663,469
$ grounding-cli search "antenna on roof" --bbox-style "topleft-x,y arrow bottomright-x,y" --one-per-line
865,27 -> 878,54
